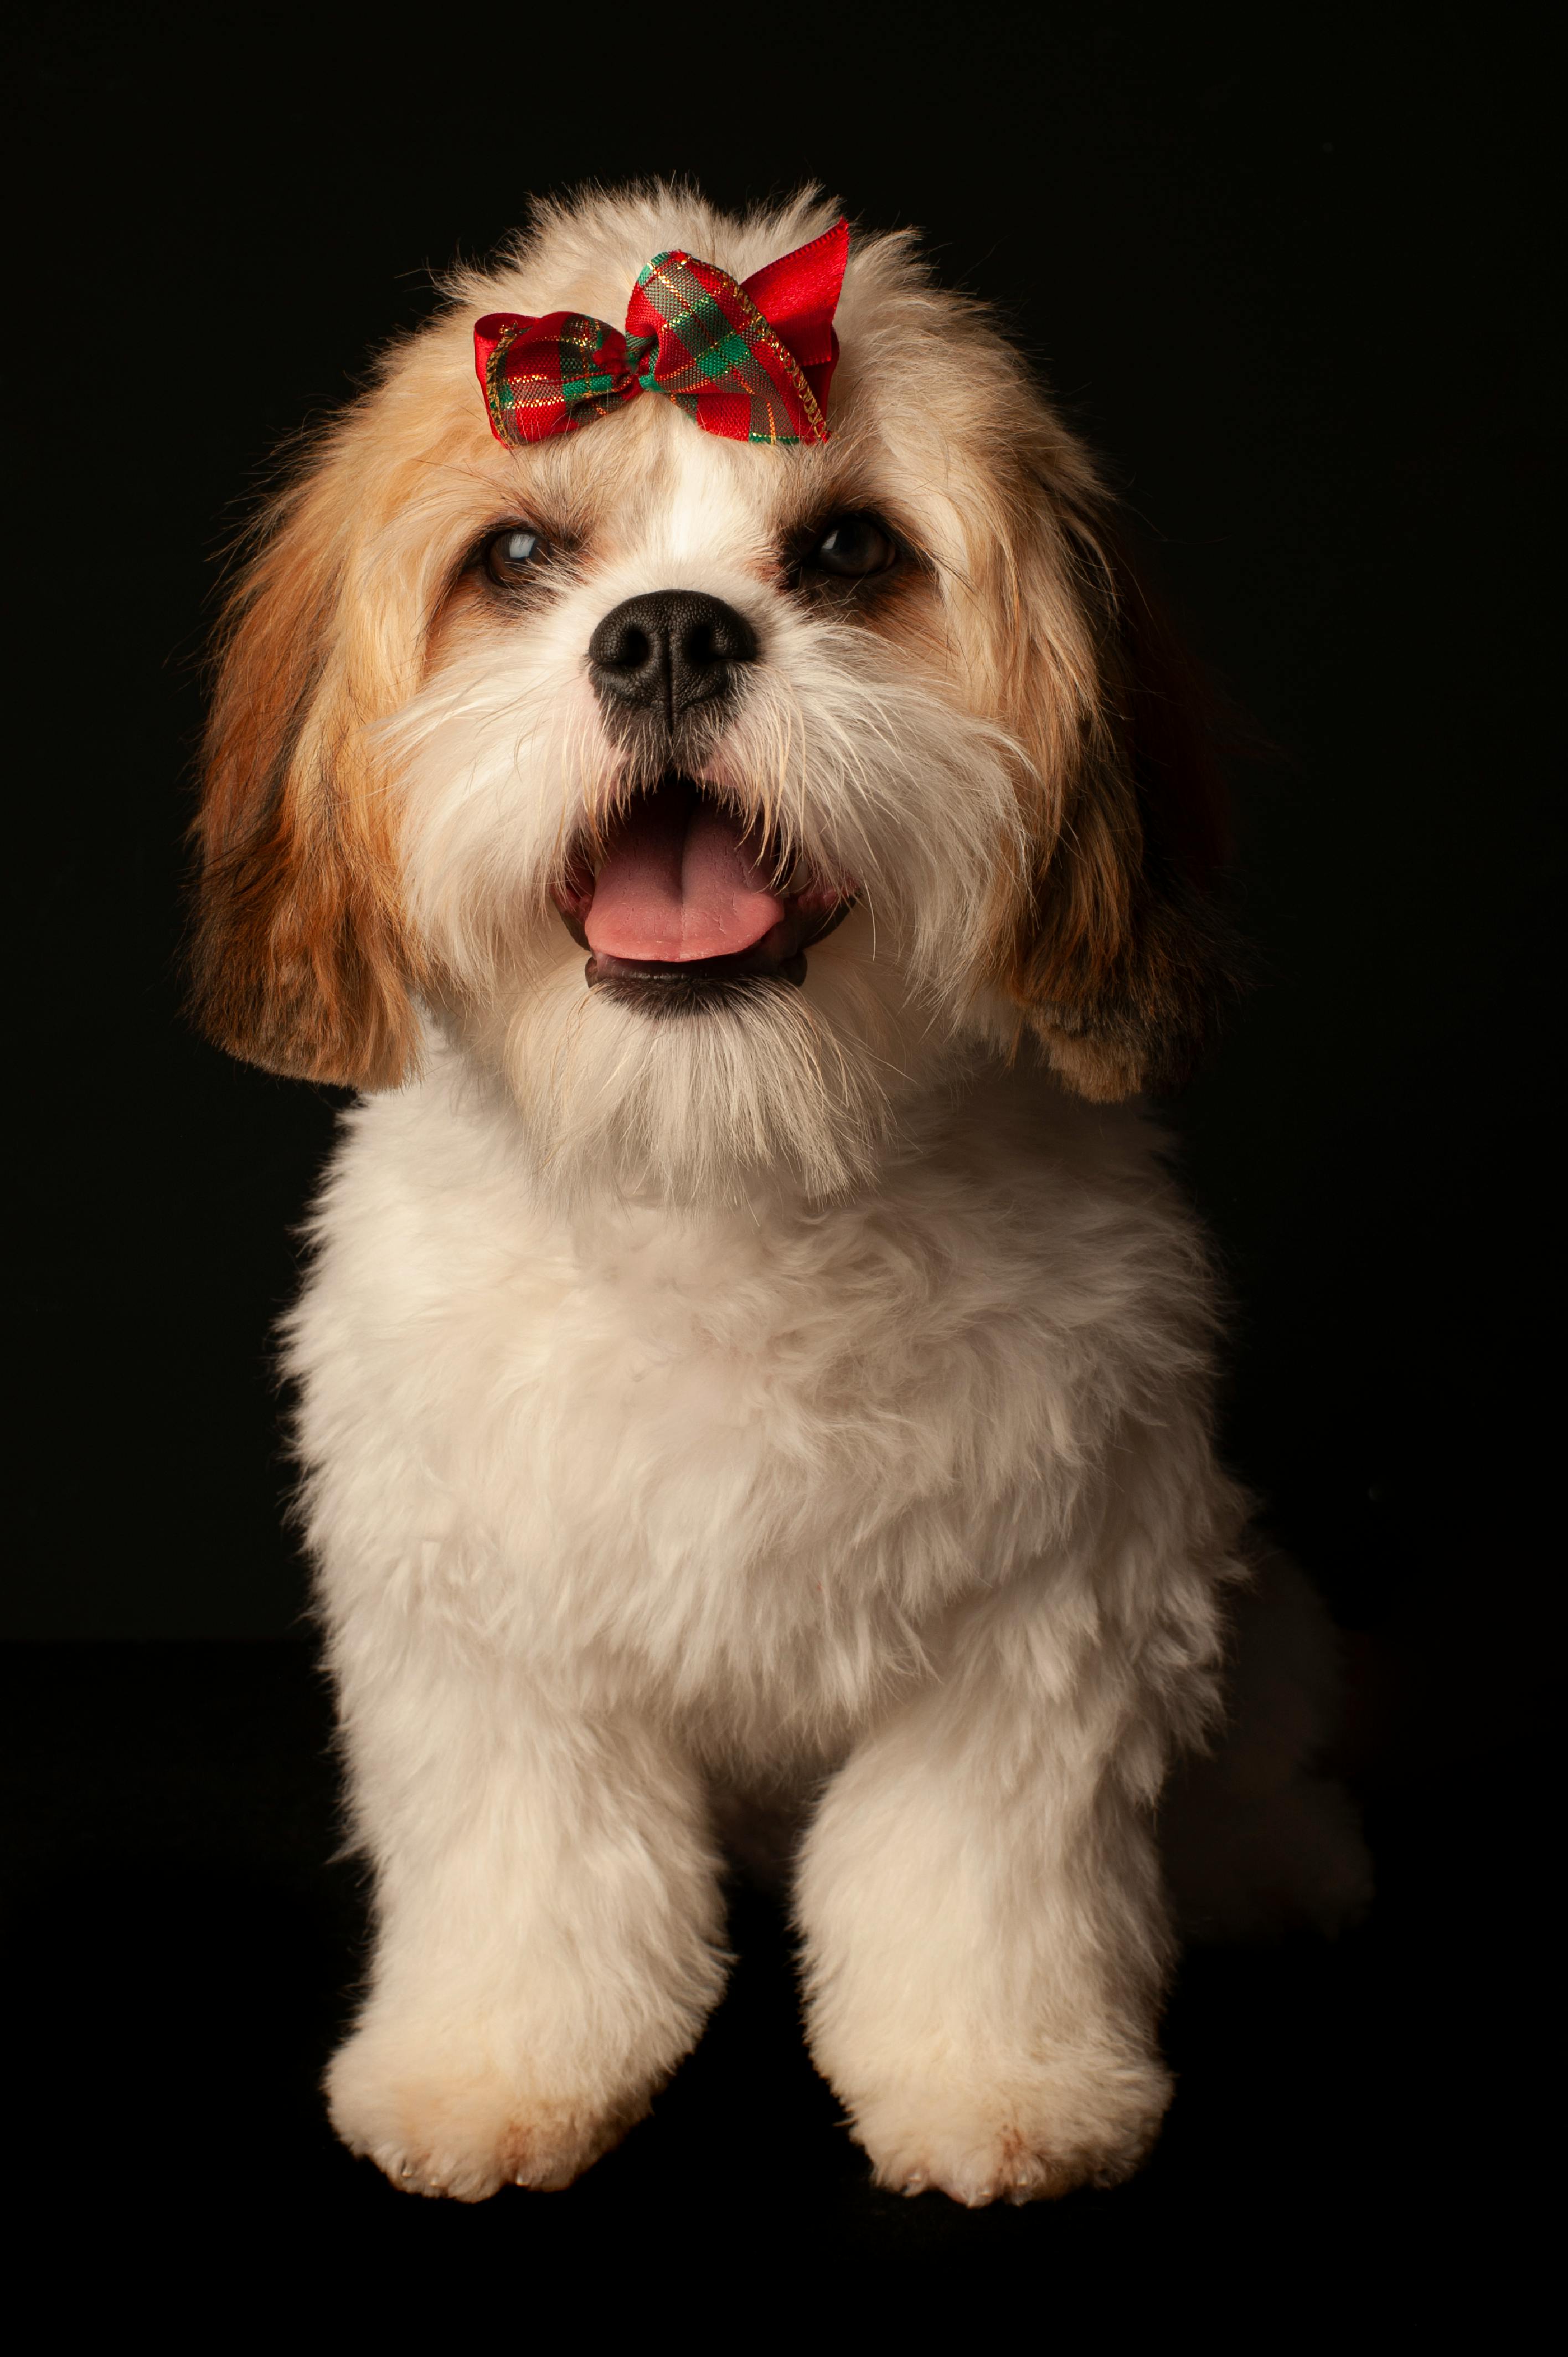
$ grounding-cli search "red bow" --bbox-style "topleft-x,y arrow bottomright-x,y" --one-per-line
474,218 -> 848,449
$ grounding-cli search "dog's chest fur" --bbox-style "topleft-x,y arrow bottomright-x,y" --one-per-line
290,1042 -> 1204,1753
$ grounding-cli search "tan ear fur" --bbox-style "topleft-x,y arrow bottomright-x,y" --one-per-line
190,431 -> 425,1090
998,500 -> 1238,1102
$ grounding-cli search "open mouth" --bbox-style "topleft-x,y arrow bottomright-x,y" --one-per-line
552,774 -> 856,1010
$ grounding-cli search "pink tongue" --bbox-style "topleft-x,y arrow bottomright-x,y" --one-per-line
584,786 -> 785,963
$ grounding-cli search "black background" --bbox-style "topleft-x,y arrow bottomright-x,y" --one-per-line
7,0 -> 1556,2294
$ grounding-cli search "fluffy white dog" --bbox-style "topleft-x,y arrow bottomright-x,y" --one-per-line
192,184 -> 1364,2205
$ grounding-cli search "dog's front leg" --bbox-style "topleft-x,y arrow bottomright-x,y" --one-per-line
796,1602 -> 1182,2205
323,1648 -> 726,2199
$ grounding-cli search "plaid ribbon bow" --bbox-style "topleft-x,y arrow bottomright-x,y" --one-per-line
474,218 -> 848,449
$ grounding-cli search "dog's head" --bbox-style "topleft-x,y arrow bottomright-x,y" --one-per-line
193,185 -> 1232,1201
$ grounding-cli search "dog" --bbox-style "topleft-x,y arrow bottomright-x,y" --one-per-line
192,184 -> 1366,2205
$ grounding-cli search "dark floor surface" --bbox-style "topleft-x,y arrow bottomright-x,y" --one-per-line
3,1639 -> 1543,2308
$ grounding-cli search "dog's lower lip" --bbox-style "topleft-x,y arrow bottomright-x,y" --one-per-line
588,945 -> 811,991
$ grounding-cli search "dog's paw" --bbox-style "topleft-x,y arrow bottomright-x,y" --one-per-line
325,2024 -> 646,2200
848,2055 -> 1172,2207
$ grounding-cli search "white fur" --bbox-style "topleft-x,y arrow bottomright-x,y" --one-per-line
292,1046 -> 1254,2200
233,189 -> 1365,2206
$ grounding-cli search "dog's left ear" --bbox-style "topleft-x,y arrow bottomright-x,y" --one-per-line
998,504 -> 1240,1101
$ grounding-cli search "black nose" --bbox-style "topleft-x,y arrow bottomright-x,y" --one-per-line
589,591 -> 757,729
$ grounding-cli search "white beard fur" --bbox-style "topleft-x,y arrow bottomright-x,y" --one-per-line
286,1028 -> 1367,2205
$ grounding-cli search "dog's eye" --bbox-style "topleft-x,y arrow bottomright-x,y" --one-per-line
807,514 -> 898,579
483,526 -> 546,584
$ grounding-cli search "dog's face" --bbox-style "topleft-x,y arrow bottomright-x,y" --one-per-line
194,188 -> 1229,1202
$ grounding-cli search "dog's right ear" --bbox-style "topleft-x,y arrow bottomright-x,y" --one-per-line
190,436 -> 424,1090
